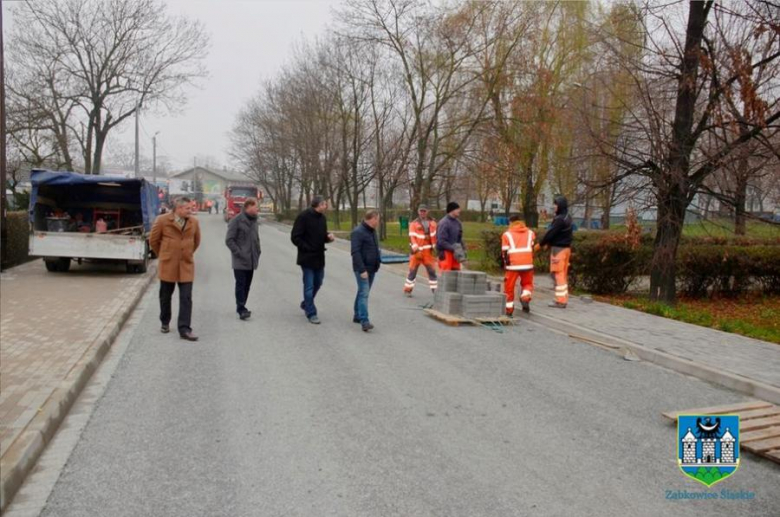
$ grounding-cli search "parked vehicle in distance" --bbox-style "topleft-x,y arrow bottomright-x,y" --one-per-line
224,183 -> 262,222
28,170 -> 160,273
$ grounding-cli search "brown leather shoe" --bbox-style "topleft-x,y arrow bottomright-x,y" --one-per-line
180,332 -> 199,341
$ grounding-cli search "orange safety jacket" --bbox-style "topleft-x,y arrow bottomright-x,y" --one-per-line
501,222 -> 535,271
409,218 -> 437,253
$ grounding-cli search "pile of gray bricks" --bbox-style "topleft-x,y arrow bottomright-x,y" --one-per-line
433,271 -> 505,319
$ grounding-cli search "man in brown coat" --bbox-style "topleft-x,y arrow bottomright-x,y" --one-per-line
150,196 -> 202,341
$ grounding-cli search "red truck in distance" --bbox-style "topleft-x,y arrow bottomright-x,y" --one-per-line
224,184 -> 262,222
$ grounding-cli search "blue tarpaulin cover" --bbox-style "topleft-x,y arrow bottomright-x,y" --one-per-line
29,169 -> 160,232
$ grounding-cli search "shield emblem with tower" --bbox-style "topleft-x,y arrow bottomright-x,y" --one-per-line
678,414 -> 740,487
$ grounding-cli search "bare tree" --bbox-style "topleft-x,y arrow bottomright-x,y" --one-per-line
592,0 -> 780,302
8,0 -> 209,174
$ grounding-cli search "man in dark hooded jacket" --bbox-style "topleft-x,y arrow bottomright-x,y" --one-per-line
538,196 -> 573,308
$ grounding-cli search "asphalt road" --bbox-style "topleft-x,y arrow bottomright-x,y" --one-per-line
40,214 -> 780,516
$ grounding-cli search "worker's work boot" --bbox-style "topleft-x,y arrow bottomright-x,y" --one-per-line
521,301 -> 531,313
548,302 -> 567,309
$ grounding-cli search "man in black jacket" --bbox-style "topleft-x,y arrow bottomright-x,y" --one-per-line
538,195 -> 573,308
351,211 -> 381,332
291,196 -> 334,324
225,198 -> 261,320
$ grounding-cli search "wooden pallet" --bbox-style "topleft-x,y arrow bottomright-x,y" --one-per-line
424,308 -> 515,327
662,401 -> 780,464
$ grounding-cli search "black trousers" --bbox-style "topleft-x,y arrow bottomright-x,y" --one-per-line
159,281 -> 193,334
234,269 -> 254,314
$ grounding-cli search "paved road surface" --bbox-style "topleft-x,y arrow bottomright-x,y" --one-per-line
39,215 -> 780,516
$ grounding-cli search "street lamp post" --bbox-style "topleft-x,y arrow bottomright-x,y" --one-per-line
0,5 -> 8,266
134,100 -> 142,178
152,131 -> 160,184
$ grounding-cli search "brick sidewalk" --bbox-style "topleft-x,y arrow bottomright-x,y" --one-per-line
375,248 -> 780,399
0,259 -> 155,510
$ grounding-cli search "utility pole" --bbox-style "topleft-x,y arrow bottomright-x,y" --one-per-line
152,131 -> 160,184
134,100 -> 141,177
1,5 -> 8,267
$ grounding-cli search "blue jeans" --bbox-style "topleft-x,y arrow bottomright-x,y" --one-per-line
301,267 -> 325,318
353,271 -> 376,324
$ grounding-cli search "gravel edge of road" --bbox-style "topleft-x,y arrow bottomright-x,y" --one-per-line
0,264 -> 158,512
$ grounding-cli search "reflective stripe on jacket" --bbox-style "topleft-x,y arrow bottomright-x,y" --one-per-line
502,223 -> 535,271
408,218 -> 437,252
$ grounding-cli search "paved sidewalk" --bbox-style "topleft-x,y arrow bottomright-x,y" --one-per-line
373,246 -> 780,402
529,279 -> 780,388
0,259 -> 156,510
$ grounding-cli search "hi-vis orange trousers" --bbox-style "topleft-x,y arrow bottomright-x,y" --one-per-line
438,250 -> 462,272
550,247 -> 571,305
404,250 -> 438,292
504,270 -> 534,315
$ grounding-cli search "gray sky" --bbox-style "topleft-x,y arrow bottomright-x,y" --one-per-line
130,0 -> 339,172
4,0 -> 339,173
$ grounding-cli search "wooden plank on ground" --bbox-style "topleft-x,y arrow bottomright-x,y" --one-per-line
424,309 -> 472,327
742,436 -> 780,453
764,449 -> 780,464
661,401 -> 771,421
741,415 -> 780,432
741,426 -> 780,443
735,406 -> 780,421
474,317 -> 515,326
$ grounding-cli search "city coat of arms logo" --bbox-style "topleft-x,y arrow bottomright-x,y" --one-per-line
678,415 -> 740,487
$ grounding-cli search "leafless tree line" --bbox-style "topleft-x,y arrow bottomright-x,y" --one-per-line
232,0 -> 779,301
5,0 -> 209,176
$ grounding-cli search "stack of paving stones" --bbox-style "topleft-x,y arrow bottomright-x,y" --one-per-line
433,271 -> 505,319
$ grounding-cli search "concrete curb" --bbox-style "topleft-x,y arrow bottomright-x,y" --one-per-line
0,264 -> 158,512
520,310 -> 780,406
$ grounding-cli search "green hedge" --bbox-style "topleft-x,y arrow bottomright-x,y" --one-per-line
481,228 -> 780,296
2,211 -> 32,269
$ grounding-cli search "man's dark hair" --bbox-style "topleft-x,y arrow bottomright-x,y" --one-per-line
175,197 -> 191,207
311,195 -> 326,208
509,214 -> 522,223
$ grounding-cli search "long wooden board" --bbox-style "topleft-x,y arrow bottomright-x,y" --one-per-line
424,308 -> 514,327
662,401 -> 780,465
661,401 -> 771,421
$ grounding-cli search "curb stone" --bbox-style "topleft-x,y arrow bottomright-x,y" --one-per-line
0,264 -> 158,512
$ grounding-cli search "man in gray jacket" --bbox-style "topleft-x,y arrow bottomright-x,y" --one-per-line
225,198 -> 261,320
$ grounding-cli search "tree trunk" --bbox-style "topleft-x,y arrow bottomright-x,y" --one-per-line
649,185 -> 687,303
522,178 -> 539,228
648,0 -> 711,303
734,156 -> 749,236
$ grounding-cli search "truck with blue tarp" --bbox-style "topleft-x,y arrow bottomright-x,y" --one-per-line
28,170 -> 160,273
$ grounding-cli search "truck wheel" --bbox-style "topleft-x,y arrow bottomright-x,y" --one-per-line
136,248 -> 149,274
46,258 -> 70,272
58,258 -> 71,272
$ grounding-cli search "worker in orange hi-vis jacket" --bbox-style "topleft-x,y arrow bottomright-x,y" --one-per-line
502,215 -> 536,316
404,205 -> 438,295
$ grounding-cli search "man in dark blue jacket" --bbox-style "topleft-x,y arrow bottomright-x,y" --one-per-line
437,202 -> 465,271
351,210 -> 381,332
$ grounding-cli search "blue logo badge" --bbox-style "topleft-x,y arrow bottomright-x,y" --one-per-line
678,415 -> 740,487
